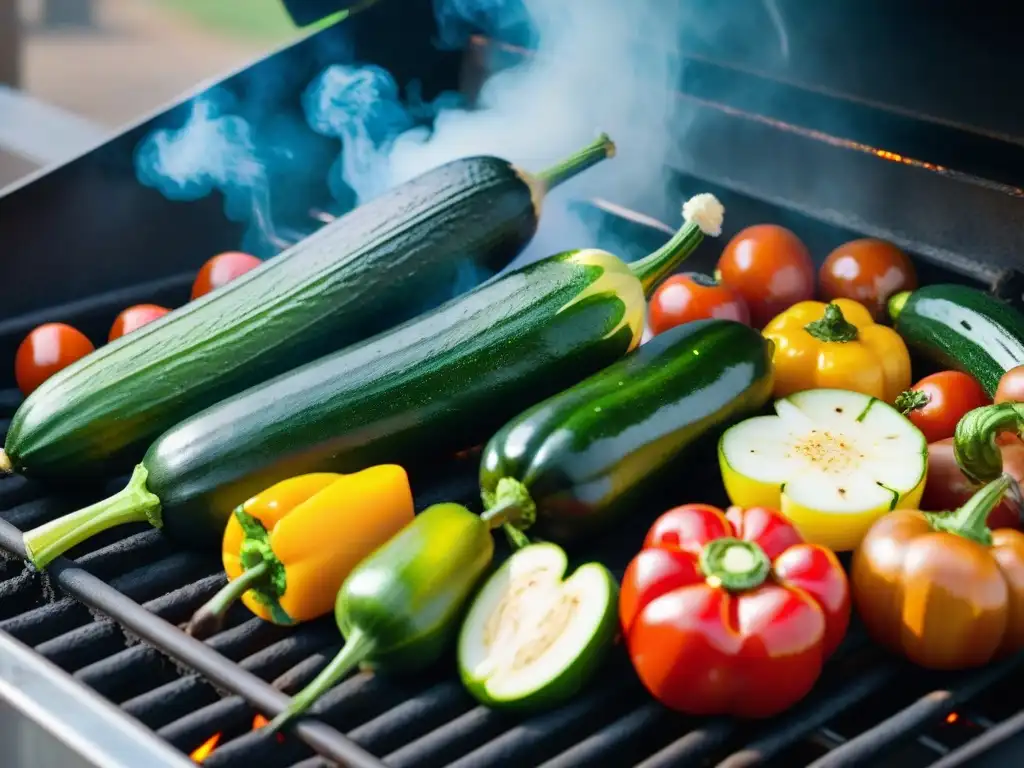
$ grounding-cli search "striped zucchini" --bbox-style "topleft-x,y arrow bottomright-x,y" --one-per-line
23,194 -> 725,568
3,135 -> 615,480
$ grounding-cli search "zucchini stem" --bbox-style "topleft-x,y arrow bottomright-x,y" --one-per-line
629,194 -> 724,293
533,134 -> 617,193
268,629 -> 375,732
22,464 -> 162,570
186,561 -> 272,639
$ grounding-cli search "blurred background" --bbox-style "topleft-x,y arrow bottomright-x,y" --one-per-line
0,0 -> 313,186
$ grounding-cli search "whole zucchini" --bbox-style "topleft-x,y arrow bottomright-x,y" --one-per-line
890,284 -> 1024,396
2,135 -> 615,481
22,194 -> 725,568
479,318 -> 774,544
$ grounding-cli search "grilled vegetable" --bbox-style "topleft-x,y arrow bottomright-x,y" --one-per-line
954,402 -> 1024,485
15,323 -> 94,396
716,224 -> 815,328
186,466 -> 414,638
923,438 -> 1024,530
996,366 -> 1024,404
2,136 -> 615,481
819,239 -> 917,321
109,305 -> 171,341
890,284 -> 1024,397
620,503 -> 849,717
22,194 -> 724,569
763,299 -> 911,402
648,272 -> 750,336
896,371 -> 990,444
269,503 -> 495,731
719,389 -> 928,551
852,474 -> 1024,670
458,542 -> 617,712
191,252 -> 262,299
479,317 -> 773,545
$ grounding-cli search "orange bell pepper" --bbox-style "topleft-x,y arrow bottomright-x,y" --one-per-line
186,466 -> 414,637
762,298 -> 911,402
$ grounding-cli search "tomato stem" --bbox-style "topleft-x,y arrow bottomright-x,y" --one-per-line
803,303 -> 859,343
895,389 -> 930,415
699,537 -> 771,591
926,474 -> 1016,546
953,402 -> 1024,483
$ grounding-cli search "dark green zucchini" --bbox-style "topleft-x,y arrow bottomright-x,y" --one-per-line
479,318 -> 774,544
22,193 -> 725,568
2,135 -> 615,482
890,284 -> 1024,396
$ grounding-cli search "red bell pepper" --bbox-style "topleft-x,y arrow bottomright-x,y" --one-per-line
619,503 -> 850,718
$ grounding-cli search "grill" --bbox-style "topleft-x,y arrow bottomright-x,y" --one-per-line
3,1 -> 1024,766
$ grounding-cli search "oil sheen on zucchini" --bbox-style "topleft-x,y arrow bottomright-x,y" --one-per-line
480,318 -> 775,544
2,135 -> 615,481
891,284 -> 1024,396
22,194 -> 725,568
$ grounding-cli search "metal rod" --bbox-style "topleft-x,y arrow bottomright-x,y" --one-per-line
0,519 -> 386,768
0,0 -> 20,88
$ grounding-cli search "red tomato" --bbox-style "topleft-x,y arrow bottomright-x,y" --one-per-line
996,366 -> 1024,404
15,323 -> 95,396
819,239 -> 918,321
648,273 -> 750,336
922,437 -> 1024,530
895,371 -> 991,443
108,304 -> 170,341
191,252 -> 261,299
716,225 -> 815,328
620,503 -> 849,718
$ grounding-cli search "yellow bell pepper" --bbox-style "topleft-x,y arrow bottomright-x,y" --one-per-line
186,466 -> 415,637
762,298 -> 911,402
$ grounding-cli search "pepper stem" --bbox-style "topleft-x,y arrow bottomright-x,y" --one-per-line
699,538 -> 771,591
895,389 -> 930,415
804,303 -> 860,343
888,290 -> 912,323
532,134 -> 617,194
186,561 -> 273,639
926,474 -> 1015,547
629,194 -> 724,293
954,402 -> 1024,483
268,629 -> 375,733
23,464 -> 162,569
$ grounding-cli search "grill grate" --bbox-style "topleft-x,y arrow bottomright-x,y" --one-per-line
1,201 -> 1023,768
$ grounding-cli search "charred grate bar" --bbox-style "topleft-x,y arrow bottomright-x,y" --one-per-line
0,199 -> 1023,768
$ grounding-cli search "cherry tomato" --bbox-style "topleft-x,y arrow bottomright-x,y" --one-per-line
895,371 -> 990,444
716,225 -> 815,328
648,273 -> 750,336
819,239 -> 918,321
922,437 -> 1024,530
191,252 -> 262,299
996,366 -> 1024,404
108,304 -> 170,342
15,323 -> 95,396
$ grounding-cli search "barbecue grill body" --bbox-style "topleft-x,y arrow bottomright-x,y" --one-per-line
1,1 -> 1024,767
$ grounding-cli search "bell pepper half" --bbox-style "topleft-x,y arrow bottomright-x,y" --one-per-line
620,503 -> 850,718
186,466 -> 415,638
762,298 -> 911,402
852,473 -> 1024,670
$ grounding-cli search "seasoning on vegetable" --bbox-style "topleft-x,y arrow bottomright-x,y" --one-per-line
186,466 -> 415,639
852,474 -> 1024,670
718,388 -> 927,551
954,402 -> 1024,484
458,542 -> 617,712
762,298 -> 911,401
268,502 -> 495,732
620,503 -> 849,718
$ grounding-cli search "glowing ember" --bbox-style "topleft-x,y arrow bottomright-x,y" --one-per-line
253,714 -> 270,729
190,732 -> 221,763
946,712 -> 960,724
